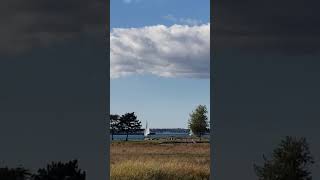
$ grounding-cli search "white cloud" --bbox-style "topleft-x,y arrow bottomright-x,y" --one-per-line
110,23 -> 210,79
163,14 -> 203,26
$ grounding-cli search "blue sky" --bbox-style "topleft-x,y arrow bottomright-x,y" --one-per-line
110,0 -> 210,128
111,0 -> 210,28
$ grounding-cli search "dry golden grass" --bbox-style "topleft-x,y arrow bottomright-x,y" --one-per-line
111,141 -> 210,180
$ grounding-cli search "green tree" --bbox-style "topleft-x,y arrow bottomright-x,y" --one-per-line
110,114 -> 120,140
118,112 -> 142,141
33,160 -> 86,180
0,167 -> 31,180
254,136 -> 315,180
188,105 -> 209,141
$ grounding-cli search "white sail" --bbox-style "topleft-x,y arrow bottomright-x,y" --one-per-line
144,121 -> 150,136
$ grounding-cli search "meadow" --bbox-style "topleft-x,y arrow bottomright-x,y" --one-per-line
110,140 -> 210,180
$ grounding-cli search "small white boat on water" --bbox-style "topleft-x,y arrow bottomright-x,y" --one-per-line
144,121 -> 150,136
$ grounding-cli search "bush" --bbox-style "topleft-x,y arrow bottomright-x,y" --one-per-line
0,160 -> 85,180
33,160 -> 86,180
254,136 -> 315,180
0,167 -> 31,180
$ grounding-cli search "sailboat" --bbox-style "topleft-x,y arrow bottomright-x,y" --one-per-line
144,121 -> 150,137
144,121 -> 155,136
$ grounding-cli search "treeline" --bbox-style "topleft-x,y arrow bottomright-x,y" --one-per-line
0,160 -> 85,180
110,112 -> 142,141
110,105 -> 211,141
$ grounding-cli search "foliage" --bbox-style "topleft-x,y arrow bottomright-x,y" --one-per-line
188,105 -> 209,140
32,160 -> 86,180
254,136 -> 315,180
0,167 -> 31,180
118,112 -> 142,141
110,114 -> 120,140
0,160 -> 85,180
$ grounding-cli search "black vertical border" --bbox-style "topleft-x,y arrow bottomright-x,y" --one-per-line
106,0 -> 110,179
104,0 -> 110,180
210,0 -> 215,179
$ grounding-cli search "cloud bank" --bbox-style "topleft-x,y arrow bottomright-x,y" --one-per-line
111,23 -> 210,79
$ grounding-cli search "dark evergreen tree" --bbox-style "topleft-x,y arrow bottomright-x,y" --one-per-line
0,167 -> 31,180
254,136 -> 315,180
110,114 -> 120,140
32,160 -> 86,180
118,112 -> 142,141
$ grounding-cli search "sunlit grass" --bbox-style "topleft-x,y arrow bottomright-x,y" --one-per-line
111,141 -> 210,180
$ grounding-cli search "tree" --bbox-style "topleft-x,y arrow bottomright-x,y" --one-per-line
254,136 -> 315,180
0,167 -> 31,180
188,105 -> 209,141
110,114 -> 120,140
118,112 -> 142,141
32,160 -> 86,180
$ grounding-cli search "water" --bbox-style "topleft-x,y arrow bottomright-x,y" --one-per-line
111,133 -> 191,141
111,134 -> 144,141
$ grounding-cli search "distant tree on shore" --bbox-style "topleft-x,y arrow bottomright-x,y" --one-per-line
254,136 -> 315,180
118,112 -> 142,141
110,114 -> 120,140
188,105 -> 209,141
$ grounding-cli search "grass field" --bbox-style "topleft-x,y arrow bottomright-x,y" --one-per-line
110,140 -> 210,180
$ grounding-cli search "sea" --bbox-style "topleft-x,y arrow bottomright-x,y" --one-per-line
111,133 -> 191,141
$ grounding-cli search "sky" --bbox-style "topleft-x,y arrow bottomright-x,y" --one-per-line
110,0 -> 210,128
